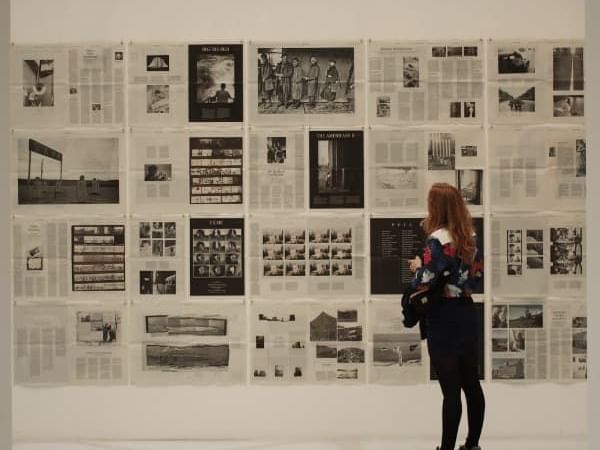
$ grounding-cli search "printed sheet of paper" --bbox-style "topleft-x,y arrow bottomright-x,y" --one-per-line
369,127 -> 485,213
128,43 -> 187,126
12,130 -> 125,216
248,214 -> 366,298
248,41 -> 365,125
368,299 -> 426,384
248,127 -> 305,211
491,214 -> 585,297
11,43 -> 125,127
369,40 -> 484,123
487,40 -> 584,124
489,126 -> 585,211
130,302 -> 246,385
129,216 -> 185,300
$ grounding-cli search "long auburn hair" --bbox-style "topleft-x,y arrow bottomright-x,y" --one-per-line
422,182 -> 476,264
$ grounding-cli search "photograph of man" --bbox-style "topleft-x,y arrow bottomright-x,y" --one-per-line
276,54 -> 293,108
291,57 -> 305,108
259,53 -> 275,107
305,56 -> 321,108
322,59 -> 339,110
215,83 -> 233,103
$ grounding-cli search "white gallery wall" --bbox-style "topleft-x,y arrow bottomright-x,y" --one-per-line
10,0 -> 587,443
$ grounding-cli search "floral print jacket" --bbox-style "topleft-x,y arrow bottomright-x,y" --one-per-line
410,228 -> 483,298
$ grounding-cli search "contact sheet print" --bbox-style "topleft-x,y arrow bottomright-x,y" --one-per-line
10,39 -> 587,387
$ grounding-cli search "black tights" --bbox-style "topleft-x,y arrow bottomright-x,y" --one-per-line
431,348 -> 485,450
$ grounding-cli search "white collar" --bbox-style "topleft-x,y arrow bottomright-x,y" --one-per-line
430,228 -> 452,245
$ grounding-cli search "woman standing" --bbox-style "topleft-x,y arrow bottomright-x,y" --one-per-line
406,182 -> 485,450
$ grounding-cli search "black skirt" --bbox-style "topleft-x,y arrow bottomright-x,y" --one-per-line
425,296 -> 478,360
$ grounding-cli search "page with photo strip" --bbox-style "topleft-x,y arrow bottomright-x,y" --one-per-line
368,40 -> 484,124
130,302 -> 246,385
491,214 -> 585,297
128,42 -> 187,126
248,127 -> 305,211
248,41 -> 364,125
248,214 -> 366,298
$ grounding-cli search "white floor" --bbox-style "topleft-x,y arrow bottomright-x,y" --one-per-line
13,438 -> 588,450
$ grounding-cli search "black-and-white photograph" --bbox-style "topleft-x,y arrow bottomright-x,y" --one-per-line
456,169 -> 483,205
190,218 -> 244,296
188,44 -> 243,122
498,48 -> 535,74
72,225 -> 125,292
572,330 -> 587,355
526,228 -> 544,270
508,305 -> 543,328
428,132 -> 456,170
375,166 -> 417,190
337,368 -> 358,379
498,86 -> 536,112
140,270 -> 176,295
337,324 -> 362,341
189,137 -> 243,204
337,347 -> 365,363
146,85 -> 169,114
450,102 -> 461,118
139,221 -> 176,257
22,59 -> 54,107
144,164 -> 172,181
508,329 -> 525,352
492,357 -> 524,380
337,309 -> 357,322
553,47 -> 584,91
258,47 -> 354,114
145,315 -> 227,336
267,137 -> 286,163
553,95 -> 584,117
18,137 -> 120,205
146,54 -> 170,72
376,96 -> 391,117
576,139 -> 586,177
431,46 -> 446,57
461,145 -> 478,157
309,130 -> 364,209
373,334 -> 422,366
550,227 -> 583,275
76,311 -> 120,345
316,344 -> 337,358
310,311 -> 337,341
491,305 -> 508,328
145,344 -> 230,369
491,329 -> 509,352
464,101 -> 476,118
403,56 -> 419,88
447,46 -> 462,57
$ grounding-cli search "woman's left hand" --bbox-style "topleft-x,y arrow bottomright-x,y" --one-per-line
408,255 -> 422,273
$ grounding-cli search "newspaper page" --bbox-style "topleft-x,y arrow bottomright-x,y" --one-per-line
14,305 -> 69,384
369,127 -> 485,213
248,127 -> 305,211
489,127 -> 585,211
12,217 -> 70,300
491,214 -> 585,297
487,40 -> 584,124
129,216 -> 185,301
129,131 -> 188,212
67,304 -> 128,384
308,301 -> 366,384
188,43 -> 244,123
491,301 -> 547,381
250,301 -> 310,384
130,302 -> 246,385
248,41 -> 365,125
189,130 -> 244,211
368,299 -> 426,384
11,43 -> 125,127
128,43 -> 187,126
369,40 -> 484,124
12,130 -> 125,216
248,214 -> 366,298
548,300 -> 587,381
309,129 -> 364,209
190,217 -> 244,296
370,216 -> 484,296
